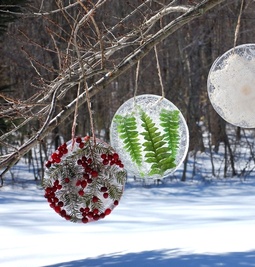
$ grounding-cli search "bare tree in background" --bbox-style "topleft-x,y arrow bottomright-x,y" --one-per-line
2,0 -> 255,183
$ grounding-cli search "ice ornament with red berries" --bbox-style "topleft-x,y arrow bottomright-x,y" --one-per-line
43,137 -> 126,223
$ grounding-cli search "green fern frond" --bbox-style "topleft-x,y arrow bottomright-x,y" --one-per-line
140,110 -> 176,176
160,109 -> 180,159
114,114 -> 143,167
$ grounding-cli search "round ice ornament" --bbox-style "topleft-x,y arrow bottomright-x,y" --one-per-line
43,137 -> 126,223
110,94 -> 189,179
208,43 -> 255,128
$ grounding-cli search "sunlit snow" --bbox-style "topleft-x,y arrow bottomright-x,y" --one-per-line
1,160 -> 255,267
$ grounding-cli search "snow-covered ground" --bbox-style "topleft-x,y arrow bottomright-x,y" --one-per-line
1,160 -> 255,267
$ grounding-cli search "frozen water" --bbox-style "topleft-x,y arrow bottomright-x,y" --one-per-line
44,138 -> 126,223
110,94 -> 189,179
208,43 -> 255,128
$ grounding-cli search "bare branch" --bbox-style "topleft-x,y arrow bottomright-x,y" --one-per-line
0,0 -> 227,171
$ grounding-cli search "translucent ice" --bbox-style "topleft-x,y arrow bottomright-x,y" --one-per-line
208,44 -> 255,128
110,94 -> 189,179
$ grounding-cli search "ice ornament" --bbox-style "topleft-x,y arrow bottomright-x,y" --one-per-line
110,94 -> 189,179
208,43 -> 255,128
43,137 -> 126,223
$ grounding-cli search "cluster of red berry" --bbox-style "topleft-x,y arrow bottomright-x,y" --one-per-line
44,179 -> 72,221
44,178 -> 119,222
101,153 -> 124,168
45,143 -> 68,168
76,154 -> 98,196
43,136 -> 126,223
45,136 -> 91,168
79,204 -> 115,223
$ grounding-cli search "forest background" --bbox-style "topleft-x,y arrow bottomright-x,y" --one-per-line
0,0 -> 255,184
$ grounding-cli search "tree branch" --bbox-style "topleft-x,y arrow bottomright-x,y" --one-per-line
0,0 -> 226,172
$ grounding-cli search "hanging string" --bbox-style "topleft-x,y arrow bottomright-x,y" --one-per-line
154,45 -> 165,99
134,59 -> 141,103
233,0 -> 245,50
71,82 -> 82,149
84,80 -> 96,145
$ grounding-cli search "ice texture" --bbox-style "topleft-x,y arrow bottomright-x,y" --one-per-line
110,94 -> 189,179
208,44 -> 255,128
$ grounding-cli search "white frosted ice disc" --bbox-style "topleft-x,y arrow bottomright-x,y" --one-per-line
110,94 -> 189,179
208,44 -> 255,128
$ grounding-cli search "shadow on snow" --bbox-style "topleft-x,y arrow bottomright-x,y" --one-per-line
44,249 -> 255,267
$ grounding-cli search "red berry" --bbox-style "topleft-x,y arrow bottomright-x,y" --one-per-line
45,161 -> 51,168
65,215 -> 71,220
100,187 -> 107,192
101,154 -> 107,159
91,171 -> 98,178
48,192 -> 55,198
77,159 -> 82,165
84,207 -> 90,213
103,193 -> 109,199
54,180 -> 59,186
100,213 -> 105,219
108,155 -> 113,161
60,210 -> 66,217
93,214 -> 100,221
45,187 -> 52,194
58,144 -> 67,153
58,201 -> 64,207
54,206 -> 61,214
114,200 -> 119,206
51,153 -> 58,160
79,142 -> 85,148
78,190 -> 84,196
92,196 -> 98,203
52,186 -> 57,192
82,162 -> 87,168
87,178 -> 92,184
76,180 -> 81,186
55,157 -> 61,163
105,208 -> 111,215
82,217 -> 88,223
80,207 -> 84,212
119,164 -> 124,168
57,184 -> 62,190
85,167 -> 91,173
116,160 -> 122,166
81,180 -> 87,188
83,173 -> 89,179
113,153 -> 119,160
93,208 -> 99,214
84,136 -> 90,142
64,177 -> 70,183
87,212 -> 93,218
62,148 -> 68,154
103,159 -> 109,165
76,137 -> 82,143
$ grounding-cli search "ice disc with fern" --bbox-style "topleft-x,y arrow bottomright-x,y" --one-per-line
110,94 -> 189,179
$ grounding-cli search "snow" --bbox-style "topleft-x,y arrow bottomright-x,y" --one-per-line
1,162 -> 255,267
